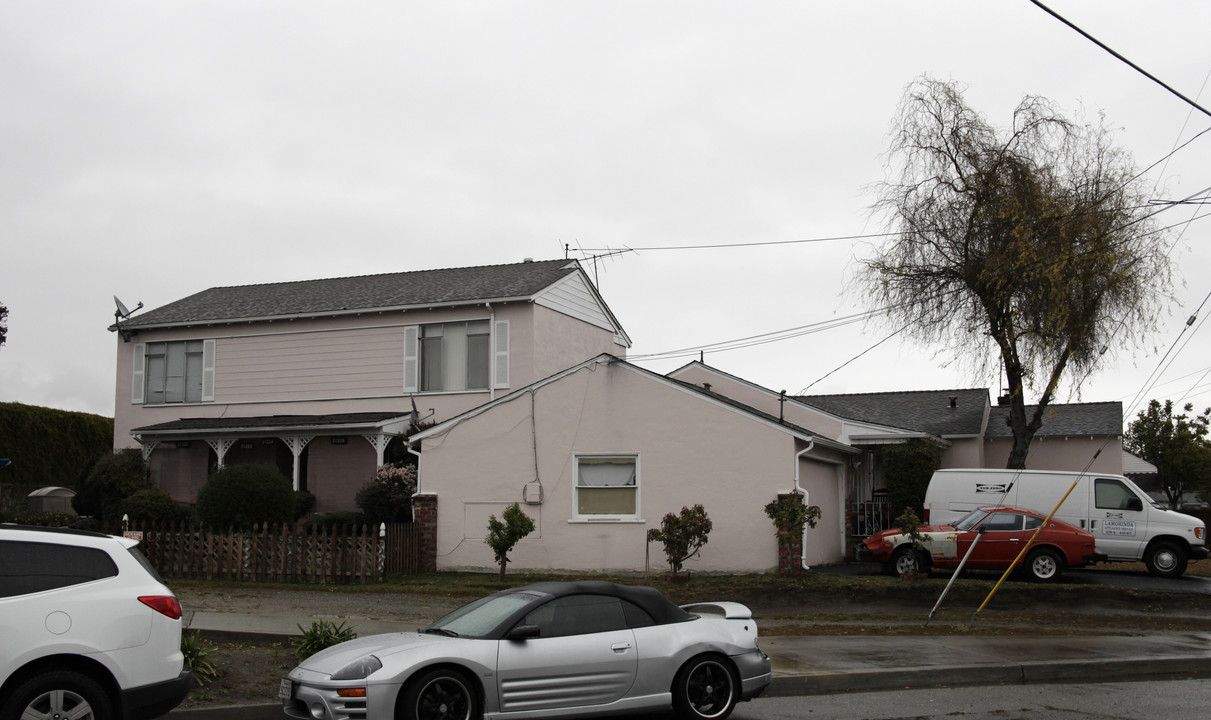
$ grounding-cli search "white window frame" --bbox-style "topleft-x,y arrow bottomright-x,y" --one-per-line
404,320 -> 504,394
572,454 -> 641,522
136,339 -> 215,405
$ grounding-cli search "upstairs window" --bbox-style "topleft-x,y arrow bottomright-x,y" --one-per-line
133,340 -> 214,404
146,341 -> 204,403
420,321 -> 490,392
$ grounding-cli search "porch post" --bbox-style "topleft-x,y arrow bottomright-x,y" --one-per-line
282,436 -> 314,492
206,438 -> 236,469
362,433 -> 393,467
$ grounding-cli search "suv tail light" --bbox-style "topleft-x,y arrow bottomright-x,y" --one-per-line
139,595 -> 183,620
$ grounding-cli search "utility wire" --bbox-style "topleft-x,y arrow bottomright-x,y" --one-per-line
1029,0 -> 1211,120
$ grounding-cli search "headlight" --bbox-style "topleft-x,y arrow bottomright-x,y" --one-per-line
1196,526 -> 1205,540
332,655 -> 383,680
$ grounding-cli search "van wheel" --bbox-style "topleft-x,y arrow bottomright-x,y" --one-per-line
1145,541 -> 1187,578
1025,547 -> 1063,582
890,546 -> 926,577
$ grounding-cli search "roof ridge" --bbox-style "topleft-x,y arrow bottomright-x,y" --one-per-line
799,388 -> 988,399
197,258 -> 572,293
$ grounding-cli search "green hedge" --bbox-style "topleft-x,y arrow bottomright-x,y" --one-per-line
0,402 -> 113,499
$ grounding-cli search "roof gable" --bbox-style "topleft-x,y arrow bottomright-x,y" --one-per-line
411,354 -> 857,455
116,259 -> 590,329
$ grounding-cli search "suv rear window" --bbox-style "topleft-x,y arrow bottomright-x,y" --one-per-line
0,540 -> 119,597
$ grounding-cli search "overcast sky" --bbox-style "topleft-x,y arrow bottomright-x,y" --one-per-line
3,1 -> 1210,426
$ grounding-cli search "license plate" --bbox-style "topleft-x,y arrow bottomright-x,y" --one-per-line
279,679 -> 294,701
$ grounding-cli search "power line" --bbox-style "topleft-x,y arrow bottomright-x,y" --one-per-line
1029,0 -> 1211,119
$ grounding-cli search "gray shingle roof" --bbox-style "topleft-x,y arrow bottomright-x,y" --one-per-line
984,401 -> 1123,438
116,259 -> 581,329
132,412 -> 409,434
797,389 -> 990,436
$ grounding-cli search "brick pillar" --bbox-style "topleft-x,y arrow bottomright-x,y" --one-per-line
413,493 -> 438,573
776,493 -> 806,577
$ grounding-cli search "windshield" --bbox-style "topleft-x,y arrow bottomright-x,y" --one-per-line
423,591 -> 546,638
953,508 -> 991,531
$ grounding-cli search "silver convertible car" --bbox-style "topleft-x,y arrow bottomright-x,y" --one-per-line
281,581 -> 771,720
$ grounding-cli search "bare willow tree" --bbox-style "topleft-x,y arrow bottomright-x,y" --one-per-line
859,78 -> 1171,469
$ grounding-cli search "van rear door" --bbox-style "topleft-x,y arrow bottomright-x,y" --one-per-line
1088,477 -> 1148,560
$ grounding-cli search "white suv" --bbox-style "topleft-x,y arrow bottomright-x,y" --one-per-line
0,525 -> 192,720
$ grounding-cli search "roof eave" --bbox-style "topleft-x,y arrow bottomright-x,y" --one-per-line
115,296 -> 538,332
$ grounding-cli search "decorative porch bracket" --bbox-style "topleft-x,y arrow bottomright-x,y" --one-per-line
361,433 -> 395,467
137,439 -> 159,462
281,436 -> 314,491
206,438 -> 237,469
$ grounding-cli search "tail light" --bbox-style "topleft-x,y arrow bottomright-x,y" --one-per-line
922,509 -> 930,523
139,595 -> 183,620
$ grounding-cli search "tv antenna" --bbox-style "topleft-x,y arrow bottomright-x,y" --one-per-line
113,295 -> 143,342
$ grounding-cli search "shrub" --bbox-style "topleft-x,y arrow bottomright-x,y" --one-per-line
485,503 -> 535,579
72,449 -> 151,524
881,440 -> 942,520
0,510 -> 77,527
355,464 -> 417,525
181,631 -> 220,686
646,504 -> 712,576
121,488 -> 192,524
292,620 -> 357,661
293,490 -> 316,521
763,494 -> 822,545
302,511 -> 366,530
196,464 -> 295,531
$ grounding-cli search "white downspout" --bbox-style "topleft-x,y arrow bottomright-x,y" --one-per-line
404,440 -> 423,492
793,439 -> 815,571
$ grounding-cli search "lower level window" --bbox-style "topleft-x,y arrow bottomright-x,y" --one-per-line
575,455 -> 638,519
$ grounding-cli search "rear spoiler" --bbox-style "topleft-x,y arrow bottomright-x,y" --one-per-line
679,601 -> 752,619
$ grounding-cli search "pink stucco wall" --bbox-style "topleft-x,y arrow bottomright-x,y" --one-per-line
418,359 -> 851,573
939,437 -> 984,468
304,439 -> 379,514
983,436 -> 1122,474
148,443 -> 212,503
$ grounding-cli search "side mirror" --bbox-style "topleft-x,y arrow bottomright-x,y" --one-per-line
1126,497 -> 1143,512
506,624 -> 541,641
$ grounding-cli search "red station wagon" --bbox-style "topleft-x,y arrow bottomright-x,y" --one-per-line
858,506 -> 1105,582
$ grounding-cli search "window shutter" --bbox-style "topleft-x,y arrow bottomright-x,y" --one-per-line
131,343 -> 146,404
201,339 -> 216,401
494,320 -> 509,389
402,325 -> 419,393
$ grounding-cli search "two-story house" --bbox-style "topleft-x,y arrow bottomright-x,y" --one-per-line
111,259 -> 630,514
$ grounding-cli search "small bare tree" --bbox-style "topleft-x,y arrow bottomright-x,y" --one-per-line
859,77 -> 1171,468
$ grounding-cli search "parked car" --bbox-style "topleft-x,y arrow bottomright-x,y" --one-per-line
0,525 -> 192,720
281,580 -> 771,720
857,506 -> 1105,582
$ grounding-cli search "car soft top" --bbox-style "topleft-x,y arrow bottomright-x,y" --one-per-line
507,581 -> 695,624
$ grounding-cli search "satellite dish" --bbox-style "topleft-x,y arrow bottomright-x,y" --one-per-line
113,295 -> 143,321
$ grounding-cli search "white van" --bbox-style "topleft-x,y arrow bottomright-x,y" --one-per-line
923,468 -> 1208,578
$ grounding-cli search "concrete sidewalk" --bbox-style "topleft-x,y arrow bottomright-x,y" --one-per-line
170,610 -> 1211,719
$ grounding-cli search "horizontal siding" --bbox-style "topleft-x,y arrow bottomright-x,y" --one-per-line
216,327 -> 403,403
534,274 -> 613,331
